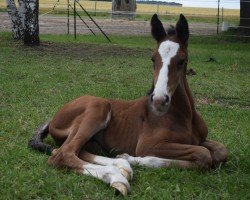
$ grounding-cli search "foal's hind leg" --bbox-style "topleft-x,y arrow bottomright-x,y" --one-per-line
201,139 -> 228,167
47,102 -> 111,168
47,103 -> 130,195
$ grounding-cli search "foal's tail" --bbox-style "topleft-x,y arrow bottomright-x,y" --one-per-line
28,120 -> 53,155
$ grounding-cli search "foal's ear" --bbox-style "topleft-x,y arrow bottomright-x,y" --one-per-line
151,14 -> 167,42
176,14 -> 189,44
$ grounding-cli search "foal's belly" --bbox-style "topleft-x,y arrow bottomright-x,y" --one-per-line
100,114 -> 143,156
94,99 -> 147,156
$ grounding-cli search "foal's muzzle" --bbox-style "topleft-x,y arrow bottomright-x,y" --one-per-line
150,94 -> 171,115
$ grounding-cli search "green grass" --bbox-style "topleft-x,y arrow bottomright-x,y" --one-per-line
0,32 -> 249,199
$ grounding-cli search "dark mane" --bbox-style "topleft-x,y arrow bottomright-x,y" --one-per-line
166,25 -> 176,36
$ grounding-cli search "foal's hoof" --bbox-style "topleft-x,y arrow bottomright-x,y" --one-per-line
111,182 -> 128,196
112,157 -> 133,180
119,168 -> 131,181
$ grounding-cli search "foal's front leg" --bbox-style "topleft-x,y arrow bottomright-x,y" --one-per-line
119,143 -> 213,170
79,150 -> 133,181
201,139 -> 228,167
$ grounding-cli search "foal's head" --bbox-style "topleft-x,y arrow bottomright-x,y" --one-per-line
149,14 -> 189,115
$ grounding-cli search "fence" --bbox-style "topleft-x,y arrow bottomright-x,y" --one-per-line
1,0 -> 249,38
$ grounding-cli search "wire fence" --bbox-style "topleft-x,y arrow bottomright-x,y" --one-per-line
1,0 -> 249,37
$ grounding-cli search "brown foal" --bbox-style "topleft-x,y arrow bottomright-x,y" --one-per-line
28,14 -> 228,195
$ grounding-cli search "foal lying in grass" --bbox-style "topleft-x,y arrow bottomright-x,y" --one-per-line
29,14 -> 228,195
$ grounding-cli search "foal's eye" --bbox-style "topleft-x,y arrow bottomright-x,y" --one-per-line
151,58 -> 155,69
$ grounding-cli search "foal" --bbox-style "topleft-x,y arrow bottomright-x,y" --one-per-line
29,14 -> 228,195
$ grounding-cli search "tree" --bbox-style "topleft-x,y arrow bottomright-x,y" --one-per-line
6,0 -> 23,39
240,0 -> 250,31
23,0 -> 40,45
6,0 -> 40,45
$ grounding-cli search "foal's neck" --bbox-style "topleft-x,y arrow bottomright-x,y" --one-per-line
182,72 -> 195,111
171,72 -> 195,117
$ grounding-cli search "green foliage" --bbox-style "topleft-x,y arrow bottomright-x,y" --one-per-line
0,32 -> 249,199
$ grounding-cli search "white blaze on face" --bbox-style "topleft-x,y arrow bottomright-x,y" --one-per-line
153,40 -> 180,99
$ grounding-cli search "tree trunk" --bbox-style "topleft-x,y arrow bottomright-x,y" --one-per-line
23,0 -> 40,46
6,0 -> 23,39
18,0 -> 26,29
240,0 -> 250,27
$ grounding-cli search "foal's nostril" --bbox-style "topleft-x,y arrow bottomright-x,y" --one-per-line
165,95 -> 170,103
150,94 -> 154,102
161,95 -> 170,106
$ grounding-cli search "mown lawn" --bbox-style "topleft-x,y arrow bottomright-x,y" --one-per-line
0,32 -> 249,199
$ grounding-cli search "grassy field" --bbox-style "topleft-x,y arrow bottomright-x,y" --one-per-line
0,32 -> 249,199
0,0 -> 240,23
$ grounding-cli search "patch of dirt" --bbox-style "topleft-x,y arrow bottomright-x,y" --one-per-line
196,98 -> 217,105
20,41 -> 152,59
196,97 -> 250,109
0,12 -> 217,36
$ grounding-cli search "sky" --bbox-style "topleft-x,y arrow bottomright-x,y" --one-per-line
165,0 -> 240,9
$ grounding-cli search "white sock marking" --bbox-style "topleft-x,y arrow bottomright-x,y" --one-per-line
119,154 -> 174,168
92,156 -> 133,179
83,163 -> 130,188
